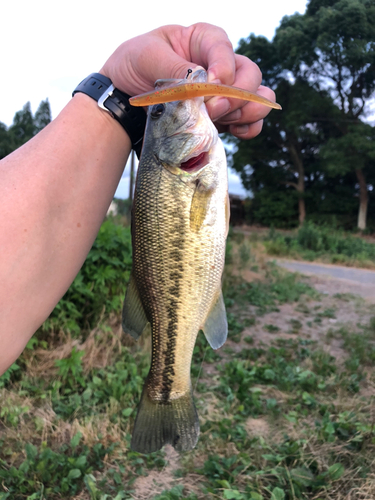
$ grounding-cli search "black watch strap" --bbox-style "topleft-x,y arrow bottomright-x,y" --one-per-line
72,73 -> 146,158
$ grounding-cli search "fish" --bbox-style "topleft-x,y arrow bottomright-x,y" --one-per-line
122,68 -> 230,454
124,69 -> 281,454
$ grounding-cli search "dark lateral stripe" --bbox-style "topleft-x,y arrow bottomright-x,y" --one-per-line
159,220 -> 185,402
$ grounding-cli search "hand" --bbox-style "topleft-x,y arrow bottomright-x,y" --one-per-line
100,23 -> 276,140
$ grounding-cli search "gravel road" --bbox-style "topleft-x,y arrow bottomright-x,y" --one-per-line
275,259 -> 375,302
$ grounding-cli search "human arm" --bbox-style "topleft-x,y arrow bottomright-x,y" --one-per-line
0,94 -> 130,373
0,23 -> 276,374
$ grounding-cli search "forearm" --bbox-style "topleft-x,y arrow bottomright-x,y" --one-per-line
0,93 -> 131,372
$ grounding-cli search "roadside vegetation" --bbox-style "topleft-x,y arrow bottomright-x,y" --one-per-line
1,217 -> 374,500
261,222 -> 375,269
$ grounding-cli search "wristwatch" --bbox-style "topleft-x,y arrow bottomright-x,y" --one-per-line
72,73 -> 146,158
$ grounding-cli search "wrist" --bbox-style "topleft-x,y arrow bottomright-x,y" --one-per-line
68,92 -> 132,163
72,92 -> 122,132
72,73 -> 147,158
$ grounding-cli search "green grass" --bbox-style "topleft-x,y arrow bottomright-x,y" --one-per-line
0,222 -> 374,499
264,222 -> 375,268
224,261 -> 319,315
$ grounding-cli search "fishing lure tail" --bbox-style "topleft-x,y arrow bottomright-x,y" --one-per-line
131,387 -> 200,453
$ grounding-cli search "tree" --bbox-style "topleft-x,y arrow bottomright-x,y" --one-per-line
320,122 -> 375,228
0,122 -> 12,160
34,98 -> 52,133
275,0 -> 375,229
231,35 -> 337,226
8,102 -> 36,149
1,99 -> 52,158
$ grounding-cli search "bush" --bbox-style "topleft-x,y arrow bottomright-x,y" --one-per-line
40,218 -> 132,336
245,190 -> 299,228
265,222 -> 375,264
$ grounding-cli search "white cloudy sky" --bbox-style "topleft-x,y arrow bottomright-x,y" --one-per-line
1,0 -> 308,198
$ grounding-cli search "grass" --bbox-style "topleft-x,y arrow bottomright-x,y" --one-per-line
262,222 -> 375,269
0,220 -> 375,499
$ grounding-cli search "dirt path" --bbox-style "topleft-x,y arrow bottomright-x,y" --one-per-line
275,259 -> 375,302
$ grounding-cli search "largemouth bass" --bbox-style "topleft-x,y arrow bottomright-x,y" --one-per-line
123,69 -> 229,454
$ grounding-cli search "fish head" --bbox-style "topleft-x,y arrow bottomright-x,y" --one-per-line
143,69 -> 221,180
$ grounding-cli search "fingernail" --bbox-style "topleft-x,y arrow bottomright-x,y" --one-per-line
234,124 -> 249,135
210,97 -> 230,121
220,109 -> 241,123
207,68 -> 221,83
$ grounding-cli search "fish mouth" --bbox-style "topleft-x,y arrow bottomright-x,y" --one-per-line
180,152 -> 209,173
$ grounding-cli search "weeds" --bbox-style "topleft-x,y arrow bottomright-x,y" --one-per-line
225,262 -> 319,316
264,221 -> 375,268
0,221 -> 374,499
0,435 -> 115,499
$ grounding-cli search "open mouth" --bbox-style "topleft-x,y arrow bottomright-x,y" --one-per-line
180,152 -> 209,173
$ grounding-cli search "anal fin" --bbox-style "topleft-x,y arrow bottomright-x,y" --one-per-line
122,272 -> 149,340
202,291 -> 228,349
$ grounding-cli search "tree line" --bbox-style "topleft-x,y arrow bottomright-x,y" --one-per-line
2,1 -> 374,233
0,99 -> 51,160
228,0 -> 375,231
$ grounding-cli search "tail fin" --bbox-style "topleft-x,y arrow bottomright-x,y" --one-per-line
131,388 -> 199,453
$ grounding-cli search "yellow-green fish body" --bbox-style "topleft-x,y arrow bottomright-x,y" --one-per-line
123,69 -> 229,453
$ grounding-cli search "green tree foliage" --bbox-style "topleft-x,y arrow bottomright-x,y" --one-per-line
230,0 -> 375,230
231,36 -> 338,227
276,0 -> 375,229
0,122 -> 13,159
0,99 -> 52,159
277,0 -> 375,104
34,98 -> 52,133
8,102 -> 36,148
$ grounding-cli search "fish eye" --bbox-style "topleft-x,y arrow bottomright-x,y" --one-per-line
151,103 -> 165,119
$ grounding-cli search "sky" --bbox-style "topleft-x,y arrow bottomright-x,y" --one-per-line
1,0 -> 308,198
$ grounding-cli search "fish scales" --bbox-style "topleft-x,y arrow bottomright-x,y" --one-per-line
123,69 -> 229,453
133,151 -> 226,393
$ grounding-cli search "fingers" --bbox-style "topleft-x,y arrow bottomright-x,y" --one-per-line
101,23 -> 278,141
152,26 -> 278,141
100,26 -> 202,96
186,23 -> 237,85
205,54 -> 264,119
214,85 -> 277,139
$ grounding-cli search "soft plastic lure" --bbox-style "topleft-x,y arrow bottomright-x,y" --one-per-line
129,82 -> 281,110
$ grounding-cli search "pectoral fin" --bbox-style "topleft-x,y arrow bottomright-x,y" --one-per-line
122,272 -> 149,340
225,193 -> 230,237
202,291 -> 228,349
190,187 -> 212,233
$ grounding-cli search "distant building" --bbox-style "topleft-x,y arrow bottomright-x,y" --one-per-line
229,194 -> 246,226
107,200 -> 118,216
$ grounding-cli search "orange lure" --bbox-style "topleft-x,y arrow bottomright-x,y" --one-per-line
129,82 -> 281,110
